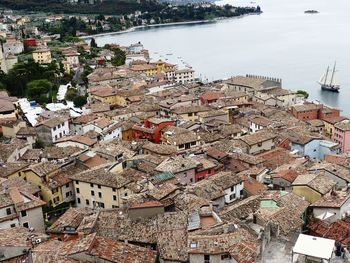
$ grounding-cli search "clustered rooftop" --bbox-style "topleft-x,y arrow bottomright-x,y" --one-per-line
0,24 -> 350,263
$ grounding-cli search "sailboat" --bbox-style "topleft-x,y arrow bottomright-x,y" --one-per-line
318,62 -> 340,92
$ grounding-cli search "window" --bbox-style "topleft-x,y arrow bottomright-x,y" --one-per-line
112,188 -> 116,192
76,188 -> 80,194
231,186 -> 234,192
65,192 -> 70,198
98,185 -> 101,189
53,127 -> 56,131
221,253 -> 232,260
190,241 -> 198,248
6,208 -> 11,215
98,192 -> 102,198
21,211 -> 27,217
10,223 -> 16,228
23,222 -> 29,228
257,142 -> 262,147
112,205 -> 119,208
113,195 -> 117,201
100,203 -> 105,208
86,199 -> 90,205
124,192 -> 128,197
75,181 -> 79,184
204,255 -> 210,263
91,190 -> 95,196
90,183 -> 94,187
77,197 -> 81,204
230,193 -> 236,200
65,183 -> 70,188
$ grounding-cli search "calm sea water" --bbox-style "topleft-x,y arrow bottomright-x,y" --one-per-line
94,0 -> 350,115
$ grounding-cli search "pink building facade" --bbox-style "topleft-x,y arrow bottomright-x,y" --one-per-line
333,120 -> 350,153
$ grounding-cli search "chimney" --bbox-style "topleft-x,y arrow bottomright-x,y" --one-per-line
209,201 -> 213,212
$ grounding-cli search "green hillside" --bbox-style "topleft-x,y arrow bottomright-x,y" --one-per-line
0,0 -> 161,15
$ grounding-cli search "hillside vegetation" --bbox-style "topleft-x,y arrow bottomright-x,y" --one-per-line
0,0 -> 165,15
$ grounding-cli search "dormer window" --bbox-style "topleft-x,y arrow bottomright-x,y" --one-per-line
64,226 -> 76,232
190,241 -> 198,248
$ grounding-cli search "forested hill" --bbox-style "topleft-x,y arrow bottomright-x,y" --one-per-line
0,0 -> 163,15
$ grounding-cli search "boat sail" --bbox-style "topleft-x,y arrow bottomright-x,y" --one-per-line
318,62 -> 340,92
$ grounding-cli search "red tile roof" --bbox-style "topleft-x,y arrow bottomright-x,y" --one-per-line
273,169 -> 299,183
241,175 -> 267,195
200,92 -> 224,101
130,200 -> 164,209
206,147 -> 228,160
309,219 -> 350,246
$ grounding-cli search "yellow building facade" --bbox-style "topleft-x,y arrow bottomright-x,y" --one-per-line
32,49 -> 52,64
292,185 -> 322,203
323,120 -> 335,138
90,93 -> 127,107
21,167 -> 64,207
72,180 -> 131,209
131,60 -> 176,77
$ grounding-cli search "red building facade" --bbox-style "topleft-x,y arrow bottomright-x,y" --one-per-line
290,103 -> 340,121
24,38 -> 37,46
132,118 -> 174,143
195,166 -> 216,182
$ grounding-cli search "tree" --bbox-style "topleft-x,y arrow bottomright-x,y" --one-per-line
33,139 -> 44,149
96,21 -> 103,33
0,70 -> 6,90
297,90 -> 309,99
111,48 -> 126,67
4,60 -> 50,97
65,88 -> 78,101
95,14 -> 105,21
90,37 -> 98,48
63,35 -> 81,43
26,79 -> 53,104
82,65 -> 93,84
73,96 -> 87,107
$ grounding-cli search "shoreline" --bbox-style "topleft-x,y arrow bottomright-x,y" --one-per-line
81,13 -> 260,39
80,20 -> 215,39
